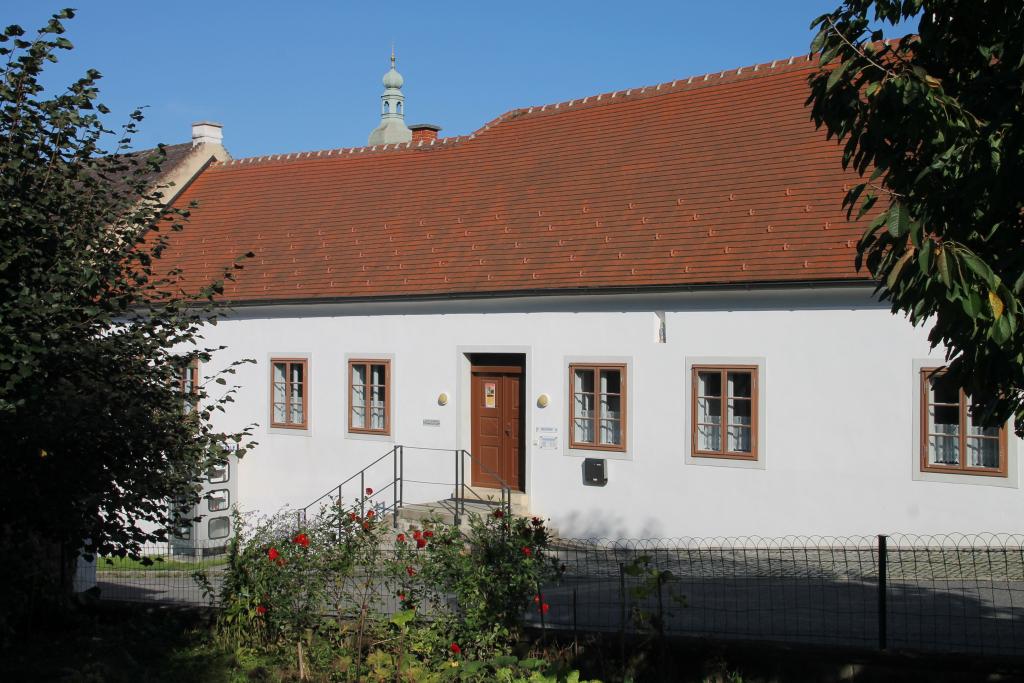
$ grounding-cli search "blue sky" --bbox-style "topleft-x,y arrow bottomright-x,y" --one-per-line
3,1 -> 904,158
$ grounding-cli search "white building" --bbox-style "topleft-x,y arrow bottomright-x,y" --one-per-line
160,53 -> 1022,541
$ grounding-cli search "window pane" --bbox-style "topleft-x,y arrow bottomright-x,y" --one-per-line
968,405 -> 1000,437
371,363 -> 386,386
600,369 -> 620,395
208,516 -> 230,540
351,385 -> 366,429
928,435 -> 960,465
574,368 -> 594,396
966,437 -> 1000,469
573,417 -> 594,444
208,489 -> 230,512
289,402 -> 303,424
929,374 -> 959,405
727,425 -> 752,453
728,371 -> 752,399
601,393 -> 621,422
697,424 -> 721,451
600,419 -> 622,446
273,402 -> 287,423
290,362 -> 303,386
728,398 -> 752,427
697,397 -> 721,425
370,383 -> 386,430
207,462 -> 229,483
697,371 -> 721,397
928,405 -> 959,436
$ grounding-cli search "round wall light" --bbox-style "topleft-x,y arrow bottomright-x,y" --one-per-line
437,392 -> 449,406
536,393 -> 550,408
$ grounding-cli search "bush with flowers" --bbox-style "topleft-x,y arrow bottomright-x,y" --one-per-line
200,498 -> 572,681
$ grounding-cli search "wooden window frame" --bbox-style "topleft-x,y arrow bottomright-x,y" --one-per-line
270,358 -> 309,430
919,368 -> 1008,477
177,359 -> 199,397
568,363 -> 627,453
691,365 -> 759,461
348,359 -> 391,435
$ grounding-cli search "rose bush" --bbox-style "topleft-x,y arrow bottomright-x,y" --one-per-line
201,504 -> 566,679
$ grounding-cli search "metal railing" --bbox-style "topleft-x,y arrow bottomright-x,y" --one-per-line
82,533 -> 1024,657
297,445 -> 512,530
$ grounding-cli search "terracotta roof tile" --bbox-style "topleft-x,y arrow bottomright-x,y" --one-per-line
160,54 -> 876,303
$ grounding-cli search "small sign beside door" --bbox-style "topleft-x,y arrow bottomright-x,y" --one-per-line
536,426 -> 559,450
484,382 -> 496,409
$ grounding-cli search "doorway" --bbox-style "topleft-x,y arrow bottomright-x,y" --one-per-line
469,354 -> 525,491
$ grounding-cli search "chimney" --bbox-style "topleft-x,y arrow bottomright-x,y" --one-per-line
191,121 -> 223,147
409,123 -> 441,144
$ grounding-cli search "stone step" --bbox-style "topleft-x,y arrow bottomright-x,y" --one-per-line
392,498 -> 557,538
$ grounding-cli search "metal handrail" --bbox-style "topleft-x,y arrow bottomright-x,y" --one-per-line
455,448 -> 512,523
297,444 -> 514,532
297,445 -> 404,529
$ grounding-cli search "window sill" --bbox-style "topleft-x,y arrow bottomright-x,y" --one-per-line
564,444 -> 631,461
693,452 -> 759,462
268,425 -> 311,437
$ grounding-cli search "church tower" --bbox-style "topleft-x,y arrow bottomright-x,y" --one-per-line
368,48 -> 412,145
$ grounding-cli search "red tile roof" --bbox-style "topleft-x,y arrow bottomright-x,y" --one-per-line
161,53 -> 874,304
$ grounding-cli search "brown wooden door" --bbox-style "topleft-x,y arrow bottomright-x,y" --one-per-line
471,368 -> 523,491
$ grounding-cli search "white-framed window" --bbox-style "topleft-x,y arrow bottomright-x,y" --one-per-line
208,516 -> 230,540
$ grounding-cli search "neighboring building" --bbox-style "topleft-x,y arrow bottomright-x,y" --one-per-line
156,52 -> 1022,540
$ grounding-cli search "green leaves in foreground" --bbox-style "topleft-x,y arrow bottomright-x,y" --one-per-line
807,1 -> 1024,434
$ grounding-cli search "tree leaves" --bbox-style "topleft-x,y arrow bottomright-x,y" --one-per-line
808,0 -> 1024,435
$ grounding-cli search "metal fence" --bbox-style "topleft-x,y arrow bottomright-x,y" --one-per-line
77,533 -> 1024,657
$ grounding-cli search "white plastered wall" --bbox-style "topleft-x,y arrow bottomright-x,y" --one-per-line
195,286 -> 1024,539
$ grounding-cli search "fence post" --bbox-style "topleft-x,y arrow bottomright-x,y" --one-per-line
877,534 -> 888,651
618,561 -> 626,666
392,448 -> 398,529
453,450 -> 461,527
360,471 -> 365,518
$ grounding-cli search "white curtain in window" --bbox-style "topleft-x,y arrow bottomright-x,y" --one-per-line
272,362 -> 287,423
351,364 -> 366,428
370,363 -> 386,430
289,363 -> 304,424
573,369 -> 594,443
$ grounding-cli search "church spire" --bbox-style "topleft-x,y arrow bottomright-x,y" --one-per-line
368,48 -> 412,145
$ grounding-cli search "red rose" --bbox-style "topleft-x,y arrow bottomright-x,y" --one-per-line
397,592 -> 405,600
493,509 -> 505,519
541,602 -> 550,615
367,509 -> 375,518
423,530 -> 433,538
406,565 -> 416,577
449,642 -> 461,655
416,538 -> 427,549
396,533 -> 406,543
293,533 -> 309,548
256,605 -> 267,615
348,512 -> 358,522
365,487 -> 373,495
362,522 -> 370,531
533,594 -> 540,604
521,546 -> 532,556
412,530 -> 422,540
268,547 -> 280,561
531,516 -> 542,526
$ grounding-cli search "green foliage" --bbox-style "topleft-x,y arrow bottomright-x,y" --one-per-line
807,2 -> 1024,432
0,9 -> 254,637
421,511 -> 565,655
207,506 -> 568,679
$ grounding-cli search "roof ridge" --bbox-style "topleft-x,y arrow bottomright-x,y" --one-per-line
218,49 -> 821,170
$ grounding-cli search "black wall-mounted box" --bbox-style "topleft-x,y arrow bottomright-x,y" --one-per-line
583,458 -> 607,486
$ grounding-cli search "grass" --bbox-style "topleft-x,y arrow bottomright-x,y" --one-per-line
0,603 -> 273,682
97,555 -> 228,572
